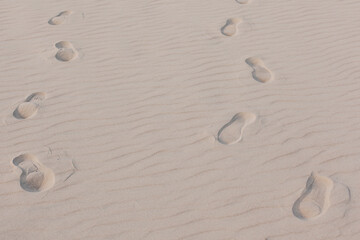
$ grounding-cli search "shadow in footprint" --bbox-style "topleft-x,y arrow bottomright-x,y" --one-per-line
12,154 -> 55,192
221,18 -> 242,37
236,0 -> 251,4
55,41 -> 78,62
217,112 -> 256,145
246,57 -> 273,83
13,92 -> 47,119
293,172 -> 333,220
48,11 -> 73,25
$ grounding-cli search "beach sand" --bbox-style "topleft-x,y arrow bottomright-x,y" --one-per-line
0,0 -> 359,239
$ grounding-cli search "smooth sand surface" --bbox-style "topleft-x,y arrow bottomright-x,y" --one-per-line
1,0 -> 359,239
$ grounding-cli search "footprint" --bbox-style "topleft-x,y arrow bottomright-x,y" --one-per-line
246,57 -> 273,83
48,11 -> 73,25
55,41 -> 78,62
217,112 -> 256,145
221,18 -> 242,36
12,154 -> 55,192
292,172 -> 334,220
236,0 -> 251,3
13,92 -> 47,119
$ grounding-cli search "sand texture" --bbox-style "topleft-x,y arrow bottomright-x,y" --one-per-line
0,0 -> 359,239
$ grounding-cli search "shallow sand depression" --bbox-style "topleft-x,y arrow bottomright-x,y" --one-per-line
0,0 -> 359,239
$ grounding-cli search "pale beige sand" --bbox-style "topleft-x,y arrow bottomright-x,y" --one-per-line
0,0 -> 360,239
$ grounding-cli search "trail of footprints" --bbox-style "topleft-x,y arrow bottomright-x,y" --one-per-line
11,92 -> 54,192
215,0 -> 347,224
217,2 -> 272,145
221,3 -> 273,83
49,11 -> 78,62
7,2 -> 349,234
11,11 -> 80,192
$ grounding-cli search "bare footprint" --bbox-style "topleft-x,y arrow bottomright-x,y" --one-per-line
246,57 -> 273,83
217,112 -> 256,145
13,92 -> 47,119
293,172 -> 334,220
236,0 -> 251,3
221,18 -> 242,36
12,154 -> 55,192
48,11 -> 73,25
55,41 -> 78,62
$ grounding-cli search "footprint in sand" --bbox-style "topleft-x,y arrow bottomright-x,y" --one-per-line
13,92 -> 47,119
12,154 -> 55,192
293,172 -> 334,220
217,112 -> 256,145
48,11 -> 73,25
221,18 -> 242,36
55,41 -> 78,62
246,57 -> 273,83
236,0 -> 251,4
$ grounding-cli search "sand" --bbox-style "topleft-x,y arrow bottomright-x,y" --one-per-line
1,0 -> 359,239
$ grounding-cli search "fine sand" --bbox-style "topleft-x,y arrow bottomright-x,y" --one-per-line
1,0 -> 360,239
